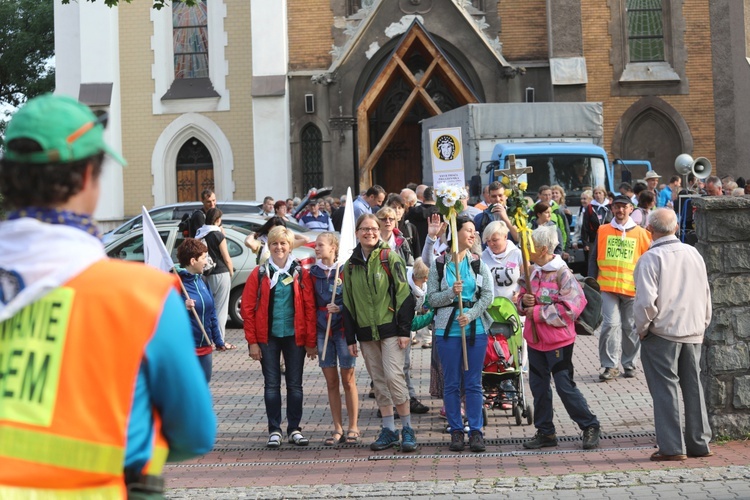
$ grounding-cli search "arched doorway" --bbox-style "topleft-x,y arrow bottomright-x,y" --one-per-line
356,19 -> 481,193
613,97 -> 693,178
176,138 -> 214,202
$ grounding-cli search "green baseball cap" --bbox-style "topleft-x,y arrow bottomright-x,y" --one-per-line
2,93 -> 126,166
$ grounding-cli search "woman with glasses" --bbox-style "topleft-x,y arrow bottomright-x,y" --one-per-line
342,214 -> 417,452
376,207 -> 414,266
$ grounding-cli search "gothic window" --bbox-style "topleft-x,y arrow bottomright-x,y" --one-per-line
626,0 -> 664,63
173,0 -> 209,79
610,0 -> 687,96
176,138 -> 214,202
301,125 -> 323,193
347,0 -> 375,16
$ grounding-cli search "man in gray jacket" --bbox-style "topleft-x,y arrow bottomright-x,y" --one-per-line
633,208 -> 713,462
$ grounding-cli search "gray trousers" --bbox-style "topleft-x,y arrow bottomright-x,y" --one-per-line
207,272 -> 231,344
599,291 -> 639,370
641,333 -> 712,456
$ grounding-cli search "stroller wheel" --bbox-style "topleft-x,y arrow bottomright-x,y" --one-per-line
482,406 -> 488,428
514,404 -> 523,426
525,404 -> 533,426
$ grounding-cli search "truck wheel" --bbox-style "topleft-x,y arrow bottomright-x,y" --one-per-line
228,287 -> 244,329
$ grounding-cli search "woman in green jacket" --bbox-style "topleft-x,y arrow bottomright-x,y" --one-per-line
343,213 -> 416,452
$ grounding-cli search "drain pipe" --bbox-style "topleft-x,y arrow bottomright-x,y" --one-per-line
546,0 -> 555,100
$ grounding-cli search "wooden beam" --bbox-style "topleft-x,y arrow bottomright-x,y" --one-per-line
362,87 -> 420,177
357,106 -> 371,192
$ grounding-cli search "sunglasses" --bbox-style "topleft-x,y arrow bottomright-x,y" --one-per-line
378,217 -> 396,223
66,111 -> 109,145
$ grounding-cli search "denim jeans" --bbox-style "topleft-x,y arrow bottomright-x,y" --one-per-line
436,334 -> 488,433
259,336 -> 306,436
198,353 -> 212,383
528,343 -> 599,435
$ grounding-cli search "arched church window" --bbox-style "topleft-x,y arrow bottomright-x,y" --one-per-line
173,0 -> 209,79
176,138 -> 214,202
626,0 -> 664,63
301,124 -> 323,193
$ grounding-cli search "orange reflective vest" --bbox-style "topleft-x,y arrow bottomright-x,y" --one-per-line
0,260 -> 176,498
595,224 -> 652,297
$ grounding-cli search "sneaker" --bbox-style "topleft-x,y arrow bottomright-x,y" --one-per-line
401,426 -> 417,452
370,427 -> 400,451
623,367 -> 636,378
449,430 -> 465,452
410,397 -> 429,414
523,431 -> 558,449
582,425 -> 601,450
469,430 -> 486,452
421,341 -> 432,349
599,367 -> 620,381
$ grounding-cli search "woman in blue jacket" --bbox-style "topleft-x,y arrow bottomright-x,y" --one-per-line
177,237 -> 227,382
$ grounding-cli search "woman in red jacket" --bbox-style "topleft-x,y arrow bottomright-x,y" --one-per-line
242,226 -> 317,448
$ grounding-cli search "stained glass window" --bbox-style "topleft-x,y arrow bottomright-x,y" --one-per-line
173,0 -> 209,79
626,0 -> 664,62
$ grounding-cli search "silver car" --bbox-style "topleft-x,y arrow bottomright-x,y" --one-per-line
101,201 -> 264,244
103,220 -> 315,328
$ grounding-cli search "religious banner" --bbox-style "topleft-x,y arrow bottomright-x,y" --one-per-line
429,127 -> 465,188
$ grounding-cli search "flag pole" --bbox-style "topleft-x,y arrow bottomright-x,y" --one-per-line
321,261 -> 341,359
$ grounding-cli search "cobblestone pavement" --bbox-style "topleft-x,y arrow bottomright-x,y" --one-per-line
165,329 -> 750,498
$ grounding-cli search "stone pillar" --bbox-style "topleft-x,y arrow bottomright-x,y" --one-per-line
693,196 -> 750,437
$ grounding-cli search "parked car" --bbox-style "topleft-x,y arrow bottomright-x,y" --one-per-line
103,220 -> 315,328
101,201 -> 264,244
215,213 -> 327,245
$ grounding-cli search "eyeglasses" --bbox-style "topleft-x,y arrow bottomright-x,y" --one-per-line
357,227 -> 380,233
378,217 -> 396,223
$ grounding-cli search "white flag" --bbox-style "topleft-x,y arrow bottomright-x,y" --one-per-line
337,187 -> 357,265
142,206 -> 175,273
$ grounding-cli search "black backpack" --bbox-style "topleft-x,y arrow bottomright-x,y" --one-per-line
556,268 -> 602,336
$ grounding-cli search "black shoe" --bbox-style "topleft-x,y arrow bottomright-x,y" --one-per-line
582,425 -> 601,450
449,430 -> 465,452
523,431 -> 558,449
469,430 -> 486,452
599,367 -> 620,381
368,390 -> 376,399
623,367 -> 636,378
410,397 -> 429,414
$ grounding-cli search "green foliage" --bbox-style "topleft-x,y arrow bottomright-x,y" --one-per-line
0,0 -> 55,109
61,0 -> 200,9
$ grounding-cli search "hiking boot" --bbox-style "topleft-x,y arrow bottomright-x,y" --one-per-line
401,426 -> 417,452
370,427 -> 399,451
582,425 -> 601,450
523,431 -> 558,449
599,367 -> 620,381
410,397 -> 429,414
623,367 -> 636,378
449,430 -> 465,452
469,430 -> 486,452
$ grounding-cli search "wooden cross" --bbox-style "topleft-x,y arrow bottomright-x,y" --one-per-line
494,154 -> 534,188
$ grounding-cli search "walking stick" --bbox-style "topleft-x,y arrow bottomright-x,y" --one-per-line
321,261 -> 342,359
174,268 -> 213,347
449,212 -> 470,372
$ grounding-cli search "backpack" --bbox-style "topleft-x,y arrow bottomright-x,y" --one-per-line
483,334 -> 512,373
177,213 -> 191,237
556,267 -> 602,336
434,254 -> 483,296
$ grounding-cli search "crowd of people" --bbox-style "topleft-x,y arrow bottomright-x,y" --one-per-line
0,92 -> 724,495
173,171 -> 722,458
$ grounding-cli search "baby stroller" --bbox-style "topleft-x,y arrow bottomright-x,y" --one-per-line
482,296 -> 533,426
